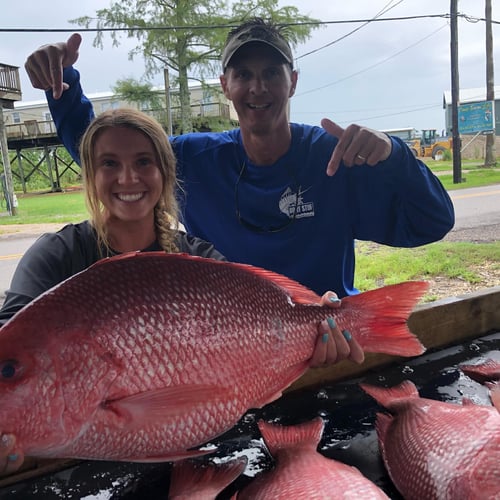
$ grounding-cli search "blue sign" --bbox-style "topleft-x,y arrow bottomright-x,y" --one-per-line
458,100 -> 495,134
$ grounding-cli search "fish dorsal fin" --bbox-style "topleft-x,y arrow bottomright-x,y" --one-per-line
169,457 -> 247,499
360,380 -> 420,409
91,252 -> 322,305
257,417 -> 324,456
236,266 -> 322,305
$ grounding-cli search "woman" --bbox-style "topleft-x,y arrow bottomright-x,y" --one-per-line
0,108 -> 226,326
0,108 -> 362,474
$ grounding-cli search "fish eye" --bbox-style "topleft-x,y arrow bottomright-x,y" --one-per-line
0,360 -> 19,380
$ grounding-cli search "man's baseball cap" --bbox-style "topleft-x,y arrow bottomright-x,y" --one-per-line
221,24 -> 293,71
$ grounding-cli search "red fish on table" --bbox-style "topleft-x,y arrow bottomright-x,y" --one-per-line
236,417 -> 389,499
361,380 -> 500,500
0,252 -> 427,463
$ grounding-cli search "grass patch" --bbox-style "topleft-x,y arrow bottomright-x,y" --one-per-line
355,241 -> 500,299
423,158 -> 500,190
437,168 -> 500,190
0,191 -> 88,226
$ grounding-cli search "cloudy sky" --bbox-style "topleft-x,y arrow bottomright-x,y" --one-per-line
1,0 -> 498,133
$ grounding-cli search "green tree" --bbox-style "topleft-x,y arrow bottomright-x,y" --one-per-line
71,0 -> 320,133
112,77 -> 167,125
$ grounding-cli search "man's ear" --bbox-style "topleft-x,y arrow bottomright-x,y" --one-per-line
289,70 -> 298,97
220,74 -> 231,99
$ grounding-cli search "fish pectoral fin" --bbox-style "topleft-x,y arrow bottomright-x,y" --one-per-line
104,384 -> 231,423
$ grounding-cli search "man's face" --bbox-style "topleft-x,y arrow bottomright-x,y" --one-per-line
220,44 -> 298,136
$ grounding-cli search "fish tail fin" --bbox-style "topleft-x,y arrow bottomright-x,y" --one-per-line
257,417 -> 324,456
169,457 -> 247,499
342,281 -> 429,356
360,380 -> 420,408
460,359 -> 500,383
486,381 -> 500,413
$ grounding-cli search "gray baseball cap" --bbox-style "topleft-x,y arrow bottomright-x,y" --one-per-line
221,24 -> 293,71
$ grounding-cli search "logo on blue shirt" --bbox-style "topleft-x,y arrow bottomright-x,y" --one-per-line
279,186 -> 314,219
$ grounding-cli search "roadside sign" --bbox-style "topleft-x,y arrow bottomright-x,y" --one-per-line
458,100 -> 495,134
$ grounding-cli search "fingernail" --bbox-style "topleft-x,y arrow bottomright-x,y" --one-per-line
342,330 -> 352,341
7,454 -> 18,462
1,435 -> 12,448
321,333 -> 329,343
327,317 -> 336,329
329,297 -> 341,304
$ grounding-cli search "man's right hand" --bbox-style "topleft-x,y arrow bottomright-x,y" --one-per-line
24,33 -> 82,99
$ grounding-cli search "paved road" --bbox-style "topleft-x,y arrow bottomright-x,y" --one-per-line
0,183 -> 499,302
442,184 -> 500,242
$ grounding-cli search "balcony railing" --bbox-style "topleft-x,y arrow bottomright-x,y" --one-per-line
5,101 -> 235,146
6,120 -> 57,140
0,63 -> 22,106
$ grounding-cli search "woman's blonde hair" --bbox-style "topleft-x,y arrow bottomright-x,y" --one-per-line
79,108 -> 180,255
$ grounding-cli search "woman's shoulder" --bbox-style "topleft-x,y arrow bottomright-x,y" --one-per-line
36,220 -> 100,266
38,220 -> 94,246
175,231 -> 226,261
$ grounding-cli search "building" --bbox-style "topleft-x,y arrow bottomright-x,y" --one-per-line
0,77 -> 238,192
4,79 -> 238,148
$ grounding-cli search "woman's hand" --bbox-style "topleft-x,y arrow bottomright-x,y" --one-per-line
309,291 -> 365,368
0,434 -> 24,476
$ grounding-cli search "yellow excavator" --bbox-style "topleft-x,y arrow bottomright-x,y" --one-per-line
405,129 -> 452,160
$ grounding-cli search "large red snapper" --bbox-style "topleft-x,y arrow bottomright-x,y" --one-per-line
0,252 -> 426,463
361,380 -> 500,500
236,417 -> 389,499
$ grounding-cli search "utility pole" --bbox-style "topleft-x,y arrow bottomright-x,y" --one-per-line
164,67 -> 173,136
485,0 -> 496,166
450,0 -> 462,183
0,105 -> 17,215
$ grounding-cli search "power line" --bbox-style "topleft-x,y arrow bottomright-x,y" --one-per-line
296,0 -> 404,60
0,12 -> 497,33
295,23 -> 449,98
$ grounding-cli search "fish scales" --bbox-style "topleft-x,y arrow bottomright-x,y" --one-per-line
0,252 -> 426,462
236,417 -> 389,499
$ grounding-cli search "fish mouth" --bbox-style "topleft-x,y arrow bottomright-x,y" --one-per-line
115,192 -> 146,202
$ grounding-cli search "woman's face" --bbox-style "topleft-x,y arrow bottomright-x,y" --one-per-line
93,127 -> 163,224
